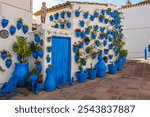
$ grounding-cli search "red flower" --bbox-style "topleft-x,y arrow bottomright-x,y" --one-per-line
75,28 -> 81,32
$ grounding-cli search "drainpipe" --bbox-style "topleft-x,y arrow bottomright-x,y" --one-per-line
145,47 -> 147,60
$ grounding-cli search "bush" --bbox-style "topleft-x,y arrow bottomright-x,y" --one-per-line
119,49 -> 128,58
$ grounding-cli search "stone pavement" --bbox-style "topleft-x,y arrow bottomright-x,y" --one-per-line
12,59 -> 150,100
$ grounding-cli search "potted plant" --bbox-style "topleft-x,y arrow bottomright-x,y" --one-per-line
79,41 -> 84,48
108,54 -> 113,60
94,9 -> 99,17
85,46 -> 91,54
100,27 -> 105,33
90,15 -> 95,21
2,19 -> 9,28
103,56 -> 108,63
103,39 -> 107,46
29,68 -> 39,82
44,64 -> 56,92
104,18 -> 109,24
54,13 -> 59,20
75,28 -> 81,37
84,36 -> 90,45
81,30 -> 86,39
94,25 -> 99,31
109,43 -> 113,49
66,20 -> 71,29
75,6 -> 81,17
91,30 -> 97,40
23,25 -> 29,34
104,49 -> 109,55
95,40 -> 100,47
83,11 -> 89,19
5,53 -> 12,68
73,42 -> 79,53
99,14 -> 105,22
85,26 -> 92,34
0,66 -> 5,72
9,25 -> 16,36
46,55 -> 51,63
60,10 -> 65,19
79,20 -> 85,27
101,9 -> 105,15
47,46 -> 52,53
35,59 -> 42,72
49,15 -> 53,21
109,37 -> 113,42
30,41 -> 38,59
13,36 -> 31,86
17,18 -> 23,30
106,8 -> 112,15
108,62 -> 117,74
100,33 -> 105,40
67,11 -> 71,17
0,50 -> 8,60
36,46 -> 44,58
34,33 -> 41,43
119,49 -> 128,64
54,23 -> 59,28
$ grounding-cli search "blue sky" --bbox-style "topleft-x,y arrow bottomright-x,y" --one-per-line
33,0 -> 143,12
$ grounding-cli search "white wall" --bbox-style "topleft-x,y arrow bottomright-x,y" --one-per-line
0,1 -> 32,83
121,4 -> 150,58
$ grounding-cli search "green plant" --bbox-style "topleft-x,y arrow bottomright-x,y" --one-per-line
30,68 -> 39,75
86,25 -> 92,30
34,33 -> 39,36
97,49 -> 102,56
6,53 -> 12,60
17,18 -> 23,22
13,36 -> 31,63
47,46 -> 52,50
46,55 -> 50,59
36,45 -> 42,51
48,64 -> 53,68
0,50 -> 7,54
99,14 -> 105,18
119,49 -> 128,58
91,30 -> 97,34
23,25 -> 28,28
84,36 -> 90,41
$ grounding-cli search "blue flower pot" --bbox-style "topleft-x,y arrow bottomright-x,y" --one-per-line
74,56 -> 79,62
104,19 -> 108,24
54,24 -> 59,28
47,48 -> 52,53
34,35 -> 41,43
66,22 -> 71,28
38,50 -> 44,58
13,63 -> 29,87
86,49 -> 90,54
49,15 -> 53,21
107,30 -> 111,35
30,74 -> 38,82
17,21 -> 23,30
10,26 -> 16,36
5,59 -> 12,68
81,32 -> 86,38
44,68 -> 56,92
17,55 -> 22,61
2,19 -> 9,28
47,57 -> 51,63
76,71 -> 87,83
103,40 -> 107,46
108,55 -> 113,60
83,13 -> 89,19
1,53 -> 7,60
92,34 -> 97,40
104,59 -> 108,63
73,46 -> 78,53
79,43 -> 83,48
67,12 -> 71,17
94,25 -> 99,31
101,9 -> 105,15
108,64 -> 117,74
106,10 -> 111,15
94,11 -> 99,17
23,27 -> 29,34
60,12 -> 65,19
88,69 -> 97,80
54,15 -> 59,20
100,28 -> 105,33
60,23 -> 65,29
109,45 -> 113,49
85,41 -> 90,45
99,17 -> 104,22
37,83 -> 43,91
95,55 -> 106,77
75,11 -> 80,17
76,31 -> 81,37
104,50 -> 109,55
79,20 -> 85,27
95,42 -> 100,47
105,34 -> 108,39
100,35 -> 104,40
32,52 -> 38,59
90,15 -> 95,21
109,37 -> 113,42
85,29 -> 90,34
36,64 -> 42,72
116,62 -> 123,71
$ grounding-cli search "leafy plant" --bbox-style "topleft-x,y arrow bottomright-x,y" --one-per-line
17,18 -> 23,22
86,25 -> 92,30
0,50 -> 7,54
23,25 -> 28,28
47,46 -> 52,50
46,55 -> 50,59
91,30 -> 97,34
119,49 -> 128,58
13,36 -> 31,63
99,14 -> 105,18
84,36 -> 90,42
30,68 -> 39,75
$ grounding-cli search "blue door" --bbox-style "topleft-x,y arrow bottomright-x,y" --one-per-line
52,36 -> 71,84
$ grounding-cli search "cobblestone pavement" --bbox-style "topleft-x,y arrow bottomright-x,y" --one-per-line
12,59 -> 150,100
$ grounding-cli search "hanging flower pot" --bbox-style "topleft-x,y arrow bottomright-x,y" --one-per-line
32,52 -> 38,59
103,56 -> 108,63
83,12 -> 89,19
49,15 -> 53,21
108,64 -> 117,74
54,23 -> 59,28
76,70 -> 87,83
100,27 -> 105,33
46,55 -> 51,63
35,61 -> 42,72
104,49 -> 109,55
105,34 -> 108,39
94,11 -> 99,17
73,42 -> 79,53
114,48 -> 119,56
60,23 -> 65,29
90,15 -> 95,21
75,28 -> 81,37
17,18 -> 23,30
107,30 -> 112,35
106,8 -> 111,15
60,11 -> 65,19
37,46 -> 44,58
85,46 -> 91,54
17,55 -> 22,61
108,55 -> 113,60
9,26 -> 16,36
81,31 -> 86,39
109,44 -> 113,49
23,25 -> 29,34
75,11 -> 80,17
34,34 -> 41,43
5,59 -> 12,68
67,11 -> 71,17
101,9 -> 105,15
0,50 -> 8,60
47,46 -> 52,53
74,55 -> 79,62
103,40 -> 107,46
79,41 -> 84,48
94,25 -> 99,31
2,19 -> 9,28
95,40 -> 100,47
104,18 -> 108,24
85,28 -> 90,35
84,37 -> 90,45
54,13 -> 59,20
108,37 -> 113,42
91,31 -> 97,40
100,34 -> 105,40
66,22 -> 71,29
79,20 -> 85,27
